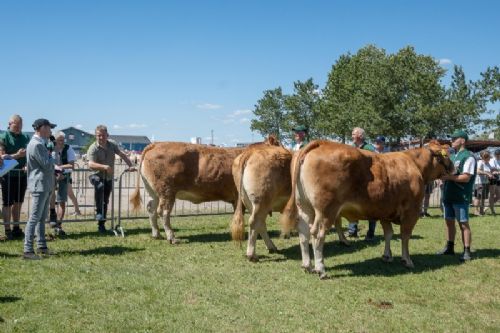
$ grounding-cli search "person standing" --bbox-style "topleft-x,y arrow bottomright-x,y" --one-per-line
347,127 -> 375,238
0,115 -> 30,240
87,125 -> 135,233
487,149 -> 500,215
23,119 -> 57,259
473,151 -> 493,216
437,130 -> 476,262
49,132 -> 77,235
292,125 -> 309,151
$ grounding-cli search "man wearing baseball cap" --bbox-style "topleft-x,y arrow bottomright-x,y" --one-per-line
437,129 -> 476,262
23,118 -> 57,259
292,125 -> 309,151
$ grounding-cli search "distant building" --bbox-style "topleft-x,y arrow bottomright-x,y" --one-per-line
108,134 -> 151,152
236,142 -> 253,147
60,126 -> 95,155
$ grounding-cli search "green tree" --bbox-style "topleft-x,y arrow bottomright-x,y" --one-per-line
283,78 -> 321,141
250,87 -> 286,141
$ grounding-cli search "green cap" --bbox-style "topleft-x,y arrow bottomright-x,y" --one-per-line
450,130 -> 469,141
292,125 -> 308,132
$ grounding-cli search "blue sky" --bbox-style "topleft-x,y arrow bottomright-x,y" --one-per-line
0,1 -> 498,145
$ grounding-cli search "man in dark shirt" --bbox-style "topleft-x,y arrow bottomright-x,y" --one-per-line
0,115 -> 30,240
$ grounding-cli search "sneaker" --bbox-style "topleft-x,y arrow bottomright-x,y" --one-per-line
49,221 -> 58,228
347,230 -> 358,238
364,234 -> 375,242
5,230 -> 14,240
436,244 -> 455,255
12,227 -> 24,239
55,227 -> 66,236
98,222 -> 107,234
23,252 -> 42,260
460,250 -> 472,262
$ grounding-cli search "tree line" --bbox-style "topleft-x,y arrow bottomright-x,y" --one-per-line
250,45 -> 500,144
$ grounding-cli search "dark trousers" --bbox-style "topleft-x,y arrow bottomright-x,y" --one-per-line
94,178 -> 113,222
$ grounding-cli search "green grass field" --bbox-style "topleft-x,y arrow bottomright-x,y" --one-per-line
1,211 -> 499,333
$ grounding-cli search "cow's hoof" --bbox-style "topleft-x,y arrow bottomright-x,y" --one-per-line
382,255 -> 393,263
268,247 -> 279,254
151,234 -> 162,240
248,255 -> 259,263
301,265 -> 313,273
168,238 -> 179,245
319,272 -> 329,280
401,259 -> 414,269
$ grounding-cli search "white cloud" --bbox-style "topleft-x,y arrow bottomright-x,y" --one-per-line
196,103 -> 222,110
75,124 -> 83,129
113,124 -> 122,129
128,123 -> 147,129
239,118 -> 250,123
229,109 -> 252,118
438,58 -> 452,66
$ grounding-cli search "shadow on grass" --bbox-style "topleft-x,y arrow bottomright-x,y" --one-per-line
279,235 -> 389,261
0,251 -> 20,258
60,245 -> 145,256
325,248 -> 500,277
0,296 -> 22,303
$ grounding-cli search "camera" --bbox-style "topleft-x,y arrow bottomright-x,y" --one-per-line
89,173 -> 104,190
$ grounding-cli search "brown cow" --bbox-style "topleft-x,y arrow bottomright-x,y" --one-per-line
130,142 -> 246,243
230,144 -> 292,261
280,140 -> 453,279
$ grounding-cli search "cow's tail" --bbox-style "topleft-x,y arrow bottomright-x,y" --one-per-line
130,144 -> 154,212
279,140 -> 323,235
230,152 -> 250,243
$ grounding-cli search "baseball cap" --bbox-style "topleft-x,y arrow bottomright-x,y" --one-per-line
32,118 -> 57,130
375,135 -> 385,143
450,130 -> 468,141
292,125 -> 308,132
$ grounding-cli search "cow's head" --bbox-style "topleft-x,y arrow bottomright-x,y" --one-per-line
265,135 -> 281,147
426,140 -> 454,177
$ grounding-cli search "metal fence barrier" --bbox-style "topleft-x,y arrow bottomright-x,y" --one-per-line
2,161 -> 496,237
0,161 -> 234,236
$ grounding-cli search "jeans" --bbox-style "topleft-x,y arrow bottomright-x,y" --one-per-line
94,178 -> 113,222
24,191 -> 50,253
348,220 -> 377,236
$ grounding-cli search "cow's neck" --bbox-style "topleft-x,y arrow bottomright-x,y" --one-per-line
404,148 -> 438,183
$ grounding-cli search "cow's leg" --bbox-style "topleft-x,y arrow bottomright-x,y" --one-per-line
257,219 -> 278,254
334,217 -> 350,246
146,198 -> 160,239
161,197 -> 177,244
400,219 -> 417,268
297,210 -> 312,273
246,205 -> 262,262
380,220 -> 393,262
310,211 -> 329,278
311,227 -> 327,279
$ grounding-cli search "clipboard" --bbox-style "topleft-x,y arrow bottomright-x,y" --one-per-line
0,159 -> 19,177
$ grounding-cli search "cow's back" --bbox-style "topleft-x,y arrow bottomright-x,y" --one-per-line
300,142 -> 424,221
141,142 -> 244,204
241,145 -> 292,212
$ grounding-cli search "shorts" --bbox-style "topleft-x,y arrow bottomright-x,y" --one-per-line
443,202 -> 469,223
2,174 -> 28,206
56,179 -> 69,203
473,184 -> 488,199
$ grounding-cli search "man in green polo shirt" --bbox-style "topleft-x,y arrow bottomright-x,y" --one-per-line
0,114 -> 30,240
346,127 -> 375,238
437,130 -> 476,261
